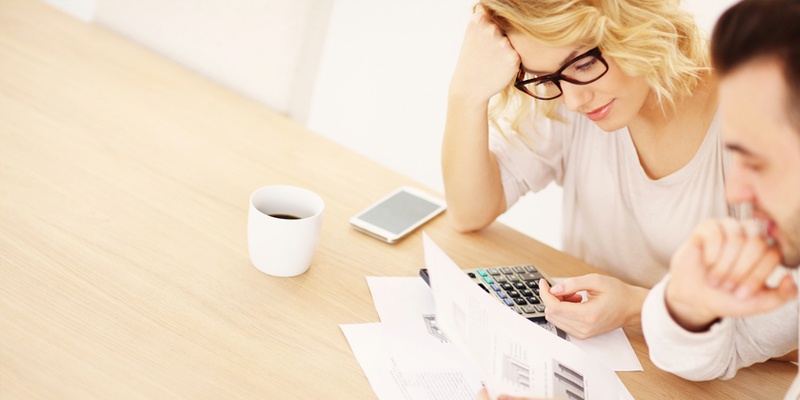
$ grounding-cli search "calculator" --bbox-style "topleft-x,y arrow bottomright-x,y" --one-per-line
419,265 -> 566,339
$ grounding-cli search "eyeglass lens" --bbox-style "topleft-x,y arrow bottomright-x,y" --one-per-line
521,53 -> 607,100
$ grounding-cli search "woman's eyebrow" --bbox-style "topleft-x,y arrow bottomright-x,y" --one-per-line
523,49 -> 581,75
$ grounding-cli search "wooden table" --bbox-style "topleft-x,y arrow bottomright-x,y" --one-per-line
0,1 -> 795,398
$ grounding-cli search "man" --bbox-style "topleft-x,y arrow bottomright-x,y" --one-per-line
642,0 -> 800,398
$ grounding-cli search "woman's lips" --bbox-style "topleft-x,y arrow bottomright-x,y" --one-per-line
586,100 -> 614,122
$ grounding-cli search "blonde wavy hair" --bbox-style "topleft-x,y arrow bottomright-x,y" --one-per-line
480,0 -> 709,137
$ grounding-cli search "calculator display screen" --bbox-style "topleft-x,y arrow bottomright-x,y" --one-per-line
357,190 -> 442,235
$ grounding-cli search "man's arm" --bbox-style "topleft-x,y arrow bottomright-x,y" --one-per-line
642,219 -> 798,380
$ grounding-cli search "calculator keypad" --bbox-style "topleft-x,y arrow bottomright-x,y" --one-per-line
467,265 -> 548,319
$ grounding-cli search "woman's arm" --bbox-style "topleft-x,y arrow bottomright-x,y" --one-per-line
442,7 -> 519,232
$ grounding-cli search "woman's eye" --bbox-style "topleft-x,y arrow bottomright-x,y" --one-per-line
575,58 -> 597,71
535,80 -> 558,88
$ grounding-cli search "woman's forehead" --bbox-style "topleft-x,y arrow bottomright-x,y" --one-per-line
507,32 -> 586,74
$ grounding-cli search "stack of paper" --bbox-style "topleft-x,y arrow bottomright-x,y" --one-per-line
340,234 -> 639,399
341,276 -> 483,400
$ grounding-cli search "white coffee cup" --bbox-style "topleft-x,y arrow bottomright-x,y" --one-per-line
248,185 -> 324,277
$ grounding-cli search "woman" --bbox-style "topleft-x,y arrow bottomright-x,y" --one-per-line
443,0 -> 725,339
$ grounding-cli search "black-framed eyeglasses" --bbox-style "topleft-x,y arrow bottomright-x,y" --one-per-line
514,47 -> 609,101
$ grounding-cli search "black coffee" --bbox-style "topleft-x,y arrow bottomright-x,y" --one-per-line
268,213 -> 301,220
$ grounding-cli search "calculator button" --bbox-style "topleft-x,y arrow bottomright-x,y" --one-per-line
512,266 -> 526,273
533,305 -> 545,313
526,296 -> 540,304
486,268 -> 501,276
507,290 -> 520,298
519,273 -> 535,281
503,298 -> 514,307
476,268 -> 488,277
507,275 -> 520,282
511,306 -> 523,314
501,283 -> 514,291
520,289 -> 533,297
494,276 -> 508,283
513,297 -> 528,306
520,305 -> 538,314
482,275 -> 494,284
514,282 -> 526,290
520,272 -> 543,281
527,281 -> 540,289
524,265 -> 539,273
499,267 -> 513,274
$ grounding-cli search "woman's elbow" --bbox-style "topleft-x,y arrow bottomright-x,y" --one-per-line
446,210 -> 492,233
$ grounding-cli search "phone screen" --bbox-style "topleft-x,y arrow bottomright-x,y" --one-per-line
357,190 -> 443,235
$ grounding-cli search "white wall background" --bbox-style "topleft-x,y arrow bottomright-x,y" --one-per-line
91,0 -> 333,122
45,0 -> 739,250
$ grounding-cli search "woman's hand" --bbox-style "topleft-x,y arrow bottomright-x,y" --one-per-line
475,387 -> 552,400
538,274 -> 648,339
450,6 -> 521,104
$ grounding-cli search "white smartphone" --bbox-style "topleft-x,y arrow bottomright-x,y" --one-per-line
350,186 -> 446,244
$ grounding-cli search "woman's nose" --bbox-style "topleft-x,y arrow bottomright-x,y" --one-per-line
559,81 -> 592,113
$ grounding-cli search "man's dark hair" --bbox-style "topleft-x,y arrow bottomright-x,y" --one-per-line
711,0 -> 800,130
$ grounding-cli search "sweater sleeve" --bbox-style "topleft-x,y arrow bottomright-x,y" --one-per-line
488,105 -> 570,210
642,274 -> 799,381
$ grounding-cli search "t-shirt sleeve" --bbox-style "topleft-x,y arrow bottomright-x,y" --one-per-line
642,273 -> 799,381
488,105 -> 569,210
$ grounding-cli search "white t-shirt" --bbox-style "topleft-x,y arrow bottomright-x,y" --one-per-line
642,272 -> 800,399
489,106 -> 730,287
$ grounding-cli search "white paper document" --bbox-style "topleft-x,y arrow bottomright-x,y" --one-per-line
367,276 -> 436,323
366,276 -> 642,373
341,323 -> 483,400
423,233 -> 633,400
343,277 -> 483,399
570,330 -> 642,373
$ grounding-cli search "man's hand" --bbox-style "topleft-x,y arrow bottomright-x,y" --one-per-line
665,218 -> 797,332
